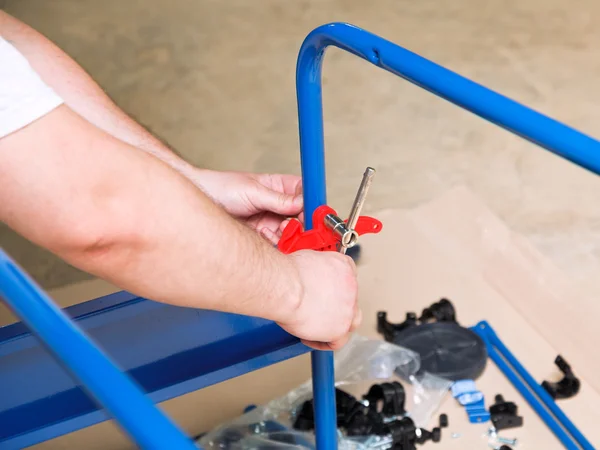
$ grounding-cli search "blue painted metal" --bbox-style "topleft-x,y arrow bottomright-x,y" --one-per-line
472,321 -> 594,450
309,351 -> 337,449
0,263 -> 308,449
0,250 -> 198,450
296,22 -> 600,450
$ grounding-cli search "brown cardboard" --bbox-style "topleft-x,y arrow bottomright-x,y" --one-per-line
8,186 -> 599,449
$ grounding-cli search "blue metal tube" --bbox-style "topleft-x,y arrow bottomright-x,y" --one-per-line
296,22 -> 600,449
296,24 -> 335,450
0,250 -> 198,450
297,23 -> 600,176
473,321 -> 594,450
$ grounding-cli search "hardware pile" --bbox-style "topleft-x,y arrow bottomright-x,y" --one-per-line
293,383 -> 447,449
375,298 -> 583,449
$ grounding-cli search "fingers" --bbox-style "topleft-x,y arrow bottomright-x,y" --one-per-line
345,255 -> 358,276
255,173 -> 302,197
254,184 -> 303,216
350,306 -> 363,332
301,334 -> 350,351
279,219 -> 291,234
301,306 -> 361,351
301,340 -> 332,351
260,227 -> 279,245
294,179 -> 303,197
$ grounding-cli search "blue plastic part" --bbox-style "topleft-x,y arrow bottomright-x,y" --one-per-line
451,380 -> 478,399
0,281 -> 308,448
296,22 -> 600,450
456,392 -> 484,406
464,399 -> 491,424
472,321 -> 594,450
450,380 -> 489,423
0,251 -> 198,450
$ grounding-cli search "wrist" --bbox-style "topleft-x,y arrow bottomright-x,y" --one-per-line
264,252 -> 305,324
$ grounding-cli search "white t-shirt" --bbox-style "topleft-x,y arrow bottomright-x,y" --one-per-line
0,36 -> 63,138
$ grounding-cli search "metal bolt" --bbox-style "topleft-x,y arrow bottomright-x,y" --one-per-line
497,436 -> 518,446
338,167 -> 376,254
363,435 -> 392,449
362,435 -> 377,447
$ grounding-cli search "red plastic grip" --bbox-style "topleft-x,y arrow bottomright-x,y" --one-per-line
277,205 -> 383,254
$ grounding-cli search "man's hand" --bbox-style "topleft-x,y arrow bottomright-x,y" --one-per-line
277,250 -> 361,350
192,170 -> 304,242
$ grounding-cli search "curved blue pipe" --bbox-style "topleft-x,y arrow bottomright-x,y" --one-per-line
0,250 -> 198,450
296,22 -> 600,449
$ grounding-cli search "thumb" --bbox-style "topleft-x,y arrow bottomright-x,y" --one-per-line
252,185 -> 303,216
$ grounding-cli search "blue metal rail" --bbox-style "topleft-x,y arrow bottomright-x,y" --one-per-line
296,22 -> 600,449
472,321 -> 594,449
0,255 -> 308,448
0,252 -> 198,450
1,21 -> 600,449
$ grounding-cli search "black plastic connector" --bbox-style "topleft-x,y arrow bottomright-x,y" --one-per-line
489,394 -> 523,431
419,298 -> 456,323
377,311 -> 418,342
439,413 -> 448,428
542,355 -> 580,400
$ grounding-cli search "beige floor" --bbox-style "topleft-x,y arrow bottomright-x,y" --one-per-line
2,0 -> 600,294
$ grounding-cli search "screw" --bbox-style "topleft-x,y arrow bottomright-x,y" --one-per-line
497,436 -> 518,446
362,435 -> 377,447
488,445 -> 513,450
451,433 -> 462,439
487,426 -> 497,438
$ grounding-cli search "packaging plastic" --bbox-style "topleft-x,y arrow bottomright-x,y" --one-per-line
198,335 -> 451,449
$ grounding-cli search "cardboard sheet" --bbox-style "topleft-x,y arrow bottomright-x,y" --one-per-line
13,186 -> 600,449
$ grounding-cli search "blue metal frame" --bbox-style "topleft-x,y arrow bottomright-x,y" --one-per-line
296,22 -> 600,449
472,321 -> 594,449
0,259 -> 308,448
0,252 -> 198,450
2,21 -> 600,449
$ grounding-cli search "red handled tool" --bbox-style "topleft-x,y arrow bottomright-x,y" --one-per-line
278,167 -> 383,254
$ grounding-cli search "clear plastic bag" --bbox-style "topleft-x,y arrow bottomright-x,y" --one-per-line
405,372 -> 453,428
198,335 -> 451,450
265,335 -> 420,416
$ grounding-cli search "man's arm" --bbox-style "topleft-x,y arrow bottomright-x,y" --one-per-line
0,11 -> 305,236
0,10 -> 193,177
0,105 -> 359,349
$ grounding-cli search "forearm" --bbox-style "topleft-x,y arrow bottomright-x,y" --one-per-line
0,11 -> 195,178
0,106 -> 300,320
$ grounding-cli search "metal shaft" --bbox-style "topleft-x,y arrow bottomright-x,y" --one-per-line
347,167 -> 376,231
324,214 -> 358,248
338,167 -> 375,254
